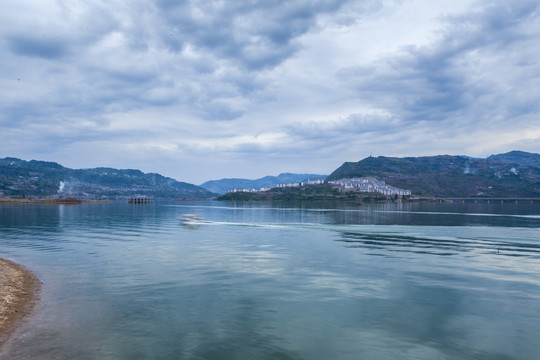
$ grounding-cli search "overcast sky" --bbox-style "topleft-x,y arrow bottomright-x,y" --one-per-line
1,0 -> 539,184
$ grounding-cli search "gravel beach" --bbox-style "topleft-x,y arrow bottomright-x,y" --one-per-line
0,258 -> 40,348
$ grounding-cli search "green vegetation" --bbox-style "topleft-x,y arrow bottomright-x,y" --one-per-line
217,184 -> 397,202
220,151 -> 540,200
326,153 -> 540,198
487,151 -> 540,168
3,151 -> 539,201
0,158 -> 214,199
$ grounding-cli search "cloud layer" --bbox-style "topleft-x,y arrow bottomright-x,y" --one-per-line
1,0 -> 539,183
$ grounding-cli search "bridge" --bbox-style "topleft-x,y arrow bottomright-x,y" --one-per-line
437,197 -> 539,204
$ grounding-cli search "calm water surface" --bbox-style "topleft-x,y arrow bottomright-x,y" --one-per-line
0,201 -> 539,359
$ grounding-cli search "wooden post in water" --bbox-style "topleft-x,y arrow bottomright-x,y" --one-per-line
128,197 -> 154,204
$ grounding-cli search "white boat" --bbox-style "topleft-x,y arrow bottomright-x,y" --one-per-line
179,214 -> 207,227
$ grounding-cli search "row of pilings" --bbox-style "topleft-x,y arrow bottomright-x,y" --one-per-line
128,197 -> 154,204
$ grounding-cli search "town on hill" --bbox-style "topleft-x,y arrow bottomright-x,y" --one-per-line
326,151 -> 540,198
218,151 -> 540,201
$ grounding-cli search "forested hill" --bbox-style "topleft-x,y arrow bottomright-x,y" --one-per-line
326,151 -> 540,197
0,157 -> 214,199
487,150 -> 540,168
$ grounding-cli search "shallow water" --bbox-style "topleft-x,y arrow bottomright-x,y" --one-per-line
1,201 -> 539,359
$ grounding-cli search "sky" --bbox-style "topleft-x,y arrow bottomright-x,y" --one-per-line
1,0 -> 539,184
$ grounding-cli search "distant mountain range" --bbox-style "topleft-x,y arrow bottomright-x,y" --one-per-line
327,151 -> 540,197
200,173 -> 327,194
2,150 -> 539,200
0,157 -> 214,199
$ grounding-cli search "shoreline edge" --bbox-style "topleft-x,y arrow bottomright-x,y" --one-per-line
0,258 -> 41,349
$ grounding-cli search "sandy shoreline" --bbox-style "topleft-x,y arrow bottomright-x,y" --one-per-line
0,258 -> 41,349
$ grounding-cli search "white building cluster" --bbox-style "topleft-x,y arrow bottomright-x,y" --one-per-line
227,178 -> 325,193
276,182 -> 300,188
276,179 -> 324,188
328,177 -> 411,196
229,187 -> 271,193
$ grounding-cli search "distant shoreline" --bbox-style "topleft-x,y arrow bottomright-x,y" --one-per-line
0,258 -> 41,350
217,193 -> 540,204
0,197 -> 111,204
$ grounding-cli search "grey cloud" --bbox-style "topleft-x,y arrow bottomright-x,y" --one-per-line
0,103 -> 45,127
0,0 -> 373,124
4,2 -> 119,59
288,113 -> 400,142
339,0 -> 540,125
194,100 -> 244,121
210,113 -> 404,162
150,0 -> 348,70
1,0 -> 538,183
7,35 -> 69,59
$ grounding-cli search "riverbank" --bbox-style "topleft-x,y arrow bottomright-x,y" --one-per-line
0,197 -> 110,204
216,184 -> 395,202
0,258 -> 40,348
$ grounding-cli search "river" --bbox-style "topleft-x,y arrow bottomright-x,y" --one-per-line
0,201 -> 539,359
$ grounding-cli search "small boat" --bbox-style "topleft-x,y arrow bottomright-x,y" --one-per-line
180,214 -> 202,221
179,214 -> 207,227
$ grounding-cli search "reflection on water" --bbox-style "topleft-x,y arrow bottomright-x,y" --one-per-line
0,201 -> 539,360
336,228 -> 540,258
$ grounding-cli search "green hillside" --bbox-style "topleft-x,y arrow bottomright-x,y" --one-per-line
0,158 -> 214,199
326,152 -> 540,197
487,150 -> 540,168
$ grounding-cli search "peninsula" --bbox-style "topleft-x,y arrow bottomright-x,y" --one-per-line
218,151 -> 540,201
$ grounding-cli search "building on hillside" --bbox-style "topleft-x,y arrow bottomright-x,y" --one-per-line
276,182 -> 300,188
328,177 -> 411,196
229,188 -> 253,193
228,186 -> 272,193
